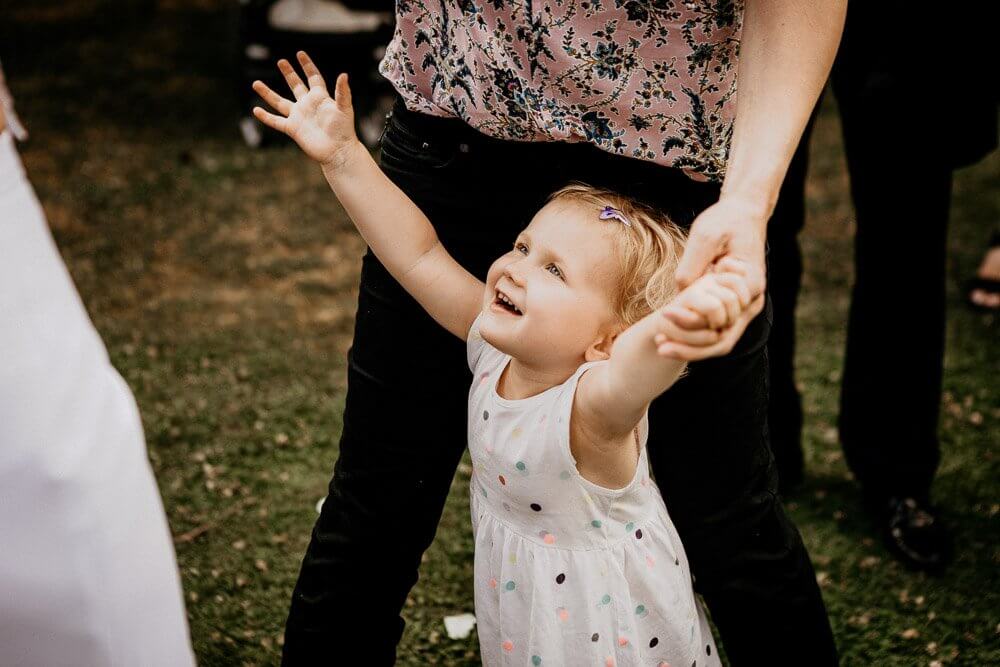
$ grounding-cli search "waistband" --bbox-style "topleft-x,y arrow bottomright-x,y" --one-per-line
384,96 -> 722,226
388,97 -> 512,150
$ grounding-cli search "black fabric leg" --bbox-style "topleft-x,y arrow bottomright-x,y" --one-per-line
835,121 -> 951,501
765,112 -> 818,492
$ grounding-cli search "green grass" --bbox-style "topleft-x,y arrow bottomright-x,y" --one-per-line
3,2 -> 997,665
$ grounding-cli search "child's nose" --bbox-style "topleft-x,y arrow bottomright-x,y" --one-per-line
504,260 -> 527,285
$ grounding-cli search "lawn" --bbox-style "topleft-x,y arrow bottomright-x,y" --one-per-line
2,2 -> 997,665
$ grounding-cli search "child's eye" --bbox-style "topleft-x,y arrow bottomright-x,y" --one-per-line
514,242 -> 528,255
546,263 -> 564,279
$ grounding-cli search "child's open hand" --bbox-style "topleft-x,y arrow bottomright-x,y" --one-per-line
252,51 -> 359,168
653,261 -> 754,361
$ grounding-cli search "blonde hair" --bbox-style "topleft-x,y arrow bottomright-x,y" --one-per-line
547,183 -> 688,328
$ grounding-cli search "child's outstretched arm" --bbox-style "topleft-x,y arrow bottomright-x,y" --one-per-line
253,52 -> 484,340
576,270 -> 753,438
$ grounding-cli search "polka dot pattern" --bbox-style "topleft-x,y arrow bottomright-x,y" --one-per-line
466,320 -> 719,666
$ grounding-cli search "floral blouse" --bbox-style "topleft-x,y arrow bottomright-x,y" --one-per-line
379,0 -> 744,182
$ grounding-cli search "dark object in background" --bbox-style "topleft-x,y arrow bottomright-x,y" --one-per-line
767,0 -> 998,571
238,0 -> 394,148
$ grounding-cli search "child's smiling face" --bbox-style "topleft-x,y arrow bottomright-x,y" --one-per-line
479,199 -> 623,369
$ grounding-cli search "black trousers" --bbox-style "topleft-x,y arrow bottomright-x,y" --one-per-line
282,100 -> 837,665
766,19 -> 953,501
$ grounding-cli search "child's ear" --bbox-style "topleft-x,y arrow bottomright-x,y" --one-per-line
584,331 -> 618,362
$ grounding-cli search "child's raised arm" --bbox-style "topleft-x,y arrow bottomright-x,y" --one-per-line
253,52 -> 484,341
575,270 -> 753,439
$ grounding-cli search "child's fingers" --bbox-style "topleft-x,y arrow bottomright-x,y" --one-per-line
277,58 -> 308,100
708,272 -> 753,310
680,290 -> 728,329
297,51 -> 327,90
654,318 -> 722,346
252,80 -> 292,115
252,106 -> 287,134
699,281 -> 741,327
334,73 -> 353,113
661,304 -> 708,330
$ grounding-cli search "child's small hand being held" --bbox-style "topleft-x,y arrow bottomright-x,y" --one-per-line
653,271 -> 753,361
252,51 -> 361,169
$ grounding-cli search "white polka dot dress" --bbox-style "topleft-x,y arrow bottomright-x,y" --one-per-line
467,317 -> 720,667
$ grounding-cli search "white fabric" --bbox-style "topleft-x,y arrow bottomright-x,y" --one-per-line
0,130 -> 194,667
466,316 -> 720,667
0,59 -> 28,141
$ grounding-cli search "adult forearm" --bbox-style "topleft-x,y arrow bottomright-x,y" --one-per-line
722,0 -> 847,221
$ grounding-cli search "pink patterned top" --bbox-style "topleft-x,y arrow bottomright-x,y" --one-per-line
379,1 -> 744,182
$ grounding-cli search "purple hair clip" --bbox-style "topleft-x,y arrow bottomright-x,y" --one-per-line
599,205 -> 631,227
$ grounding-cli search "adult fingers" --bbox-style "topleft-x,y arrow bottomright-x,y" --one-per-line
653,317 -> 723,346
661,304 -> 709,330
657,337 -> 731,361
657,313 -> 744,360
334,73 -> 353,113
252,80 -> 292,115
682,289 -> 729,330
710,271 -> 753,310
675,224 -> 722,289
716,255 -> 766,299
252,107 -> 287,134
277,59 -> 308,100
297,51 -> 327,90
700,281 -> 742,327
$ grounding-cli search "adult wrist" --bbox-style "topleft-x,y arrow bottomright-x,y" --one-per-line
717,187 -> 773,230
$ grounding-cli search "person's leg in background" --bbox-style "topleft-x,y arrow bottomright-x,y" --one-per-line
834,99 -> 953,568
827,5 -> 953,570
765,113 -> 819,494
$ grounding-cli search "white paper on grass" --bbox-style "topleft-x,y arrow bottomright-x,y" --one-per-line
443,613 -> 477,639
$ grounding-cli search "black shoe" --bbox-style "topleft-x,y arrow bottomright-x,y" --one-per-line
868,495 -> 952,573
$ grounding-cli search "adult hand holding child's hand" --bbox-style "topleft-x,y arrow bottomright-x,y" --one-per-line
666,194 -> 769,358
654,260 -> 755,361
252,51 -> 361,170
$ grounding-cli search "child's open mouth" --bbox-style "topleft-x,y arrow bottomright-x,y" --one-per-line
493,289 -> 523,316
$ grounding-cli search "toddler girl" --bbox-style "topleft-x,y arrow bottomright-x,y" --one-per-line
254,52 -> 753,667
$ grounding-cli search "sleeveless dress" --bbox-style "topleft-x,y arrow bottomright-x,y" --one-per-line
467,317 -> 720,667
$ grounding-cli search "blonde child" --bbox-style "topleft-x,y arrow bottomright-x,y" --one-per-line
254,52 -> 754,667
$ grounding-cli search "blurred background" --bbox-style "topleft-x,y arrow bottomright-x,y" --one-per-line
1,1 -> 997,665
